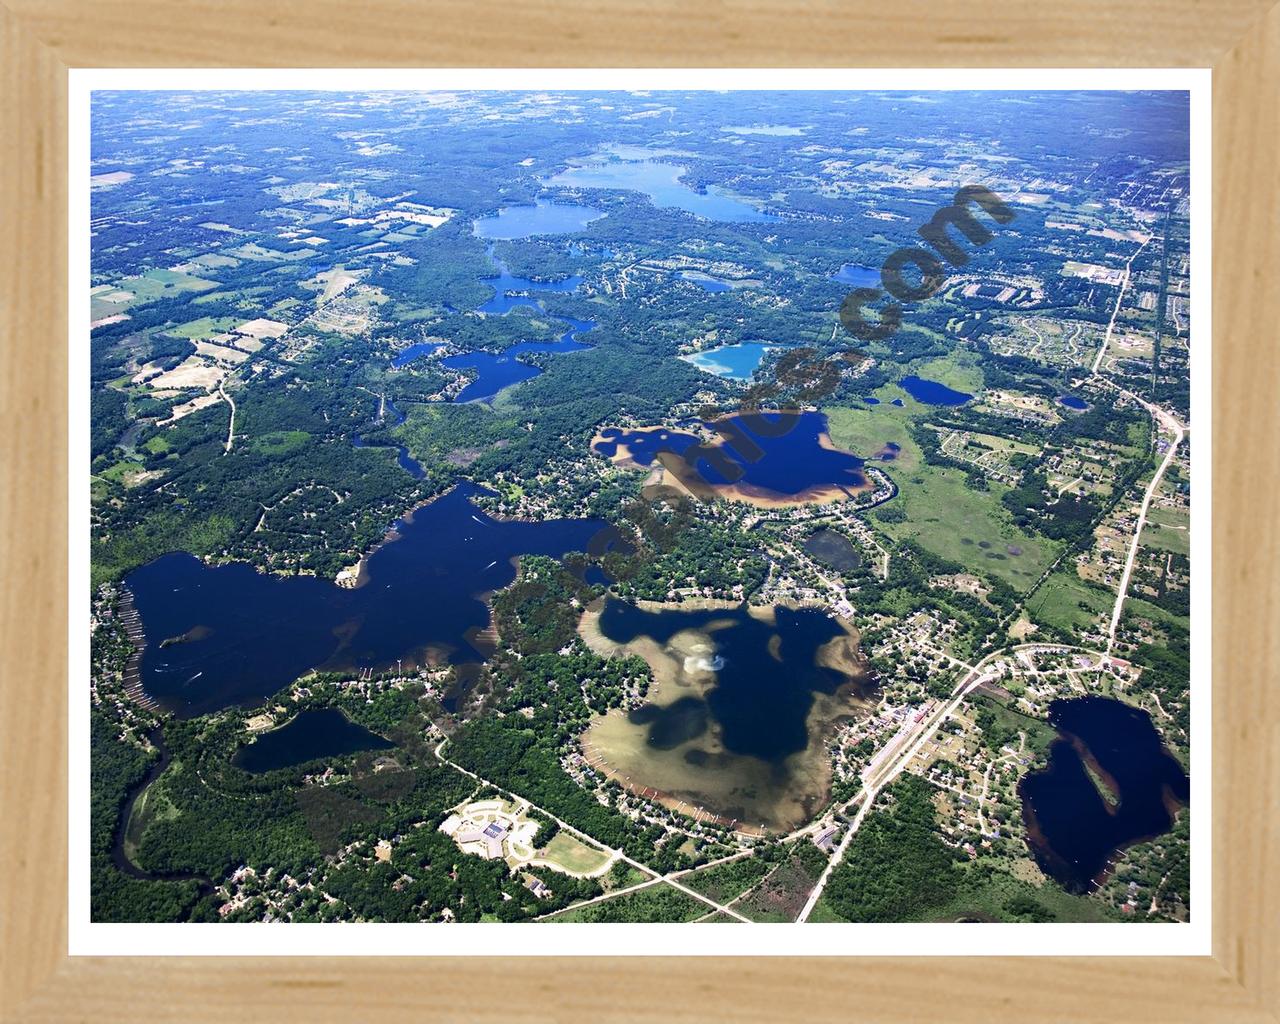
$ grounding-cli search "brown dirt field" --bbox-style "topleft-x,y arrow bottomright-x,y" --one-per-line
148,356 -> 226,391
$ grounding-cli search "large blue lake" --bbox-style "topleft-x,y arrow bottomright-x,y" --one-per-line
233,707 -> 394,773
681,272 -> 734,293
1020,696 -> 1189,893
125,484 -> 605,717
599,599 -> 861,761
831,264 -> 880,287
544,160 -> 776,222
593,411 -> 868,500
444,316 -> 595,402
899,375 -> 975,406
476,257 -> 582,315
472,199 -> 604,239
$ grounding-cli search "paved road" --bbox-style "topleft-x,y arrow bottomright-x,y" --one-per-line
1091,238 -> 1151,373
1089,376 -> 1187,653
794,664 -> 994,923
218,379 -> 236,454
1105,415 -> 1184,651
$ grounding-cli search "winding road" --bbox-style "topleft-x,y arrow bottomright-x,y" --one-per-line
218,379 -> 236,454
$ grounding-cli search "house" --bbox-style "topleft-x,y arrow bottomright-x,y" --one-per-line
523,875 -> 552,899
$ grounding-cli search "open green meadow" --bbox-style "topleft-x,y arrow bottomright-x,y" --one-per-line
548,883 -> 705,923
1025,569 -> 1114,635
878,464 -> 1059,588
165,316 -> 240,341
540,832 -> 611,876
825,400 -> 922,471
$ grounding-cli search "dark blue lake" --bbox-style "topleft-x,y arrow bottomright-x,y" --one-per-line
803,529 -> 862,572
545,159 -> 776,223
598,599 -> 862,760
391,342 -> 443,368
444,316 -> 595,402
1058,394 -> 1090,411
125,484 -> 605,717
593,411 -> 868,500
233,707 -> 394,773
832,264 -> 880,287
472,199 -> 604,240
1020,696 -> 1189,893
475,258 -> 582,315
899,375 -> 974,406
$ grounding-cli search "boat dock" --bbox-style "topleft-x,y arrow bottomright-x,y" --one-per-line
117,589 -> 163,713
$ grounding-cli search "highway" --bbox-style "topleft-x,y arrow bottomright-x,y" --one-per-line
1090,376 -> 1187,653
794,662 -> 996,922
1090,237 -> 1151,373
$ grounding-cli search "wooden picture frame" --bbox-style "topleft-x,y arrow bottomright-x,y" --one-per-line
2,2 -> 1276,1019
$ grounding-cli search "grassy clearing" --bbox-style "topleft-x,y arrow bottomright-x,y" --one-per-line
680,856 -> 771,905
548,883 -> 705,923
541,832 -> 611,876
962,431 -> 1041,457
193,285 -> 273,306
824,401 -> 922,471
1025,569 -> 1113,635
185,252 -> 241,270
131,268 -> 220,297
603,863 -> 649,891
1143,506 -> 1190,556
165,316 -> 239,341
911,349 -> 985,392
123,779 -> 181,862
878,464 -> 1058,587
1123,595 -> 1189,631
100,459 -> 147,485
91,269 -> 219,319
831,390 -> 1057,589
226,242 -> 318,263
250,430 -> 312,457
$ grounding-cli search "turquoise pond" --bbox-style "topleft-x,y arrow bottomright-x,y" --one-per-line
681,342 -> 779,380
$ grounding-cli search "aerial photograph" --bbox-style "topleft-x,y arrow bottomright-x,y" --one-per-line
87,87 -> 1194,927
